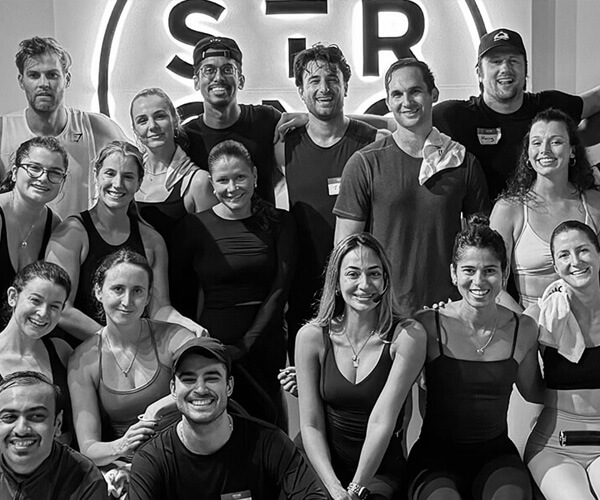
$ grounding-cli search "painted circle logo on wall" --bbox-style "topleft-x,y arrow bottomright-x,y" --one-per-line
96,0 -> 488,126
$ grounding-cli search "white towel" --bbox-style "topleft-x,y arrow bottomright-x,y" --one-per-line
537,279 -> 586,363
418,127 -> 466,185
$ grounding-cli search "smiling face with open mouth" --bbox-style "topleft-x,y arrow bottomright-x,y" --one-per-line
7,277 -> 67,340
15,146 -> 66,205
452,246 -> 505,308
552,229 -> 600,291
299,59 -> 347,121
478,48 -> 526,107
0,383 -> 61,475
171,354 -> 233,426
527,119 -> 573,179
194,55 -> 244,110
96,152 -> 141,210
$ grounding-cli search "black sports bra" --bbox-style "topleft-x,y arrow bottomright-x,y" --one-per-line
543,345 -> 600,390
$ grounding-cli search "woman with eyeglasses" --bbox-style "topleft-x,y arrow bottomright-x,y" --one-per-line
130,88 -> 216,241
46,141 -> 206,346
0,136 -> 67,328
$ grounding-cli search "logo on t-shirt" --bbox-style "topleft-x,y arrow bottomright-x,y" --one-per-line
221,491 -> 252,500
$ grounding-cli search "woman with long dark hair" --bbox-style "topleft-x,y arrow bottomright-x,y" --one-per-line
491,108 -> 600,310
169,139 -> 296,429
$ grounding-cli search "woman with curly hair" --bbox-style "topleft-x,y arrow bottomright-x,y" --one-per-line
169,140 -> 296,429
491,108 -> 600,310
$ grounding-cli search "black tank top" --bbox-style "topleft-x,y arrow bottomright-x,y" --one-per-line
137,171 -> 199,241
420,310 -> 519,444
543,345 -> 600,390
73,210 -> 146,321
320,324 -> 404,467
0,206 -> 54,328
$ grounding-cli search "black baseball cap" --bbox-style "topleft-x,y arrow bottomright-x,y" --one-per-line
478,28 -> 526,60
193,36 -> 243,71
172,337 -> 232,375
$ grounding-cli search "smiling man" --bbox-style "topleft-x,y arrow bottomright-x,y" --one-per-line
334,58 -> 490,311
182,36 -> 281,204
275,44 -> 381,358
129,337 -> 327,500
0,37 -> 127,219
0,371 -> 107,499
433,28 -> 600,200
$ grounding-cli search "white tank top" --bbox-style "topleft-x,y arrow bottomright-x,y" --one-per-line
1,107 -> 98,219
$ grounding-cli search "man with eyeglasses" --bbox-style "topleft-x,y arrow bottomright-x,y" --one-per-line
0,36 -> 127,219
182,36 -> 281,204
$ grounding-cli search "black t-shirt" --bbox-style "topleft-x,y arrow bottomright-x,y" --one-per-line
129,415 -> 327,500
433,91 -> 583,200
182,104 -> 281,204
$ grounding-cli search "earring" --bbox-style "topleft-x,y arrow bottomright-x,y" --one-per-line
173,127 -> 179,140
452,278 -> 457,286
570,156 -> 577,167
526,160 -> 534,170
254,180 -> 257,188
212,190 -> 217,197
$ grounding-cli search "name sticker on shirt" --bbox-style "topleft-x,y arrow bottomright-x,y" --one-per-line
221,491 -> 252,500
477,128 -> 502,145
327,177 -> 341,196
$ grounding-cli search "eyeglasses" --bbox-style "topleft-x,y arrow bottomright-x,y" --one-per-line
19,162 -> 67,184
199,64 -> 238,79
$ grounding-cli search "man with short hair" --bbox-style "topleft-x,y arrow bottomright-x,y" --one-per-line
275,44 -> 382,355
0,371 -> 107,499
0,36 -> 127,218
182,36 -> 281,204
433,28 -> 600,199
334,59 -> 490,311
129,337 -> 327,500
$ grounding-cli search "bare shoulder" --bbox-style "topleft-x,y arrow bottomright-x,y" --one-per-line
68,333 -> 100,379
52,215 -> 85,239
296,323 -> 325,355
490,198 -> 523,222
389,318 -> 427,356
190,168 -> 211,187
150,319 -> 195,355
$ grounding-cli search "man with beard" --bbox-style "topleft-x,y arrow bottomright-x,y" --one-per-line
0,37 -> 127,218
334,59 -> 490,312
274,44 -> 381,359
182,36 -> 280,204
129,337 -> 327,500
0,371 -> 107,499
433,28 -> 600,200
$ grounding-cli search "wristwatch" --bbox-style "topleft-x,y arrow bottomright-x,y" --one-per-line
347,482 -> 370,499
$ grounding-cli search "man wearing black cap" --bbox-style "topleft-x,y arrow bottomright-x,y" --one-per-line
182,36 -> 281,204
433,28 -> 600,199
128,337 -> 327,500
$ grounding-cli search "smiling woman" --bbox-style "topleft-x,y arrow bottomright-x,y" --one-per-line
408,215 -> 543,500
169,140 -> 296,430
491,108 -> 600,310
45,140 -> 207,346
0,137 -> 67,329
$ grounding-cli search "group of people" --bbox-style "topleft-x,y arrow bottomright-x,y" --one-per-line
0,23 -> 599,500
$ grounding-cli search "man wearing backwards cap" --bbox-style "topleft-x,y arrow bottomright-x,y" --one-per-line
129,337 -> 327,500
181,36 -> 281,204
433,28 -> 600,200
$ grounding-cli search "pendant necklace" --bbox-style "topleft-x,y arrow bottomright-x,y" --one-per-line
19,223 -> 36,248
474,309 -> 499,356
343,328 -> 376,368
104,320 -> 144,377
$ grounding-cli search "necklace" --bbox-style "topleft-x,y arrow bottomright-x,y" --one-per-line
343,328 -> 376,368
19,223 -> 36,248
104,320 -> 144,377
143,166 -> 167,182
474,309 -> 499,356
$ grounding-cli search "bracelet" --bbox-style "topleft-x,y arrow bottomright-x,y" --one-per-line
347,482 -> 370,499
